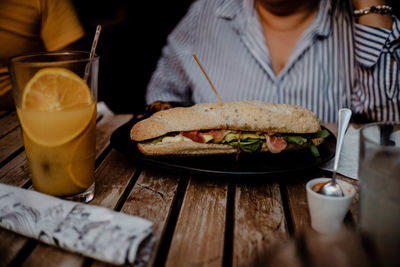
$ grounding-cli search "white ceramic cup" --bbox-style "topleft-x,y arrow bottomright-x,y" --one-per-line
306,178 -> 355,234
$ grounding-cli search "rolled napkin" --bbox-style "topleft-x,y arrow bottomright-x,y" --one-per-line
0,183 -> 154,266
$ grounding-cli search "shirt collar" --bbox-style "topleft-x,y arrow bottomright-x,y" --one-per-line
311,0 -> 333,38
216,0 -> 333,38
215,0 -> 244,20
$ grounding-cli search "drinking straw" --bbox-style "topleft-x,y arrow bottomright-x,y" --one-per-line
84,25 -> 102,82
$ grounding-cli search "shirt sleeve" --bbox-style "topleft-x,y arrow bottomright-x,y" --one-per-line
351,16 -> 400,121
40,0 -> 85,51
145,0 -> 204,106
354,17 -> 400,67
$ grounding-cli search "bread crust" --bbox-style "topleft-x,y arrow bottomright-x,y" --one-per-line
137,142 -> 237,156
131,101 -> 321,141
137,140 -> 320,156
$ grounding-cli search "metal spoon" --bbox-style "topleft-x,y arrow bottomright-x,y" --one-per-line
320,108 -> 352,197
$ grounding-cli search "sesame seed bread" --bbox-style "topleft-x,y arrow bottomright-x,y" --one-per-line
131,101 -> 320,142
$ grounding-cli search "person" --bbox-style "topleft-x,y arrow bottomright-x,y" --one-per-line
145,0 -> 400,122
0,0 -> 85,110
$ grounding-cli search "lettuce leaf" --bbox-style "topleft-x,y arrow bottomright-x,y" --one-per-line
228,138 -> 263,153
284,136 -> 308,145
310,144 -> 320,157
316,129 -> 330,139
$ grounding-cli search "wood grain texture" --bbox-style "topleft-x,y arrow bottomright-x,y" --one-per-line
91,168 -> 181,267
121,169 -> 180,266
0,111 -> 19,138
165,178 -> 228,267
0,229 -> 32,267
0,128 -> 23,162
284,180 -> 311,234
95,114 -> 132,158
21,247 -> 85,267
90,150 -> 138,208
233,182 -> 289,267
0,152 -> 30,186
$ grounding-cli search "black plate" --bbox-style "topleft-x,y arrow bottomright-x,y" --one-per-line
110,119 -> 336,177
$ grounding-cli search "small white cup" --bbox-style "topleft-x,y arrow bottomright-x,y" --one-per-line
306,178 -> 355,234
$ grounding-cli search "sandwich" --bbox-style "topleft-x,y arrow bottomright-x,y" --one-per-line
130,101 -> 329,156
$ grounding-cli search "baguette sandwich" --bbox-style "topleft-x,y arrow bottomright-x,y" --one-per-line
130,101 -> 329,156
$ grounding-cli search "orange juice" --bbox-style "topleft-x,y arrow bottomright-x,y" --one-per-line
9,52 -> 99,202
14,67 -> 97,197
17,103 -> 96,196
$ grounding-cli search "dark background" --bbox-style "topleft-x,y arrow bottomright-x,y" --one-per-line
73,1 -> 194,114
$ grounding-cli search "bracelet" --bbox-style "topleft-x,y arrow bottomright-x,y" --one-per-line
353,5 -> 392,18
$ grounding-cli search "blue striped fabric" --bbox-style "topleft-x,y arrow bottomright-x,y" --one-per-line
146,0 -> 400,122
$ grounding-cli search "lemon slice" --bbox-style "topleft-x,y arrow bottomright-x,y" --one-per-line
67,114 -> 96,189
18,68 -> 94,146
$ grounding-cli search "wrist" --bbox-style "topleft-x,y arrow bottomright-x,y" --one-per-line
354,5 -> 392,18
352,1 -> 393,29
352,0 -> 387,10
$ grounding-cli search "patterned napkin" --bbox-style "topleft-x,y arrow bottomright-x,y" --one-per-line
320,126 -> 360,180
0,183 -> 154,266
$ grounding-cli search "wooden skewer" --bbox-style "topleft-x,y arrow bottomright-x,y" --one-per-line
192,53 -> 223,103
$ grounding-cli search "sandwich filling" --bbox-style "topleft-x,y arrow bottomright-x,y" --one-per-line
149,129 -> 330,156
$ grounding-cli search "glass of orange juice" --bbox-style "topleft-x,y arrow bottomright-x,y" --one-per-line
9,51 -> 99,202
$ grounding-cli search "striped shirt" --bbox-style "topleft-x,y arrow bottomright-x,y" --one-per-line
146,0 -> 400,122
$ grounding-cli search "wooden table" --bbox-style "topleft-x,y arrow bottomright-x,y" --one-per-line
0,111 -> 373,267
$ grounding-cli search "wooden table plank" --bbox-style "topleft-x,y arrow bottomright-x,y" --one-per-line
91,168 -> 181,267
95,114 -> 132,158
165,178 -> 228,267
0,111 -> 19,137
284,179 -> 311,234
233,182 -> 289,267
21,247 -> 86,267
0,128 -> 23,163
120,168 -> 181,267
0,152 -> 31,186
0,229 -> 33,267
